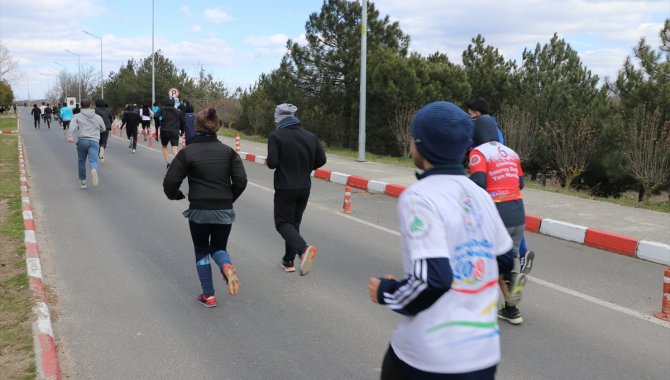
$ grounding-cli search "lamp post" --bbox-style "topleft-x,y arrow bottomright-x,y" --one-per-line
53,62 -> 68,99
83,30 -> 104,98
64,49 -> 81,103
152,0 -> 155,105
40,73 -> 51,95
357,0 -> 368,162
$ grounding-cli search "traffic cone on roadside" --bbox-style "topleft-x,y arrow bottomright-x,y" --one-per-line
342,185 -> 352,214
654,267 -> 670,322
235,133 -> 241,153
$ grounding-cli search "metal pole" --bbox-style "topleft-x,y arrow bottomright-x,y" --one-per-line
84,31 -> 104,98
151,0 -> 155,105
54,62 -> 68,99
41,73 -> 50,95
65,49 -> 81,103
357,0 -> 367,162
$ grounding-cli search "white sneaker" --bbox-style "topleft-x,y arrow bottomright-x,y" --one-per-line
80,180 -> 87,189
91,168 -> 99,186
132,149 -> 136,154
99,146 -> 105,160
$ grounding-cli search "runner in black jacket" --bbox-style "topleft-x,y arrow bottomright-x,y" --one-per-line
163,108 -> 247,308
267,103 -> 326,275
95,99 -> 114,161
154,97 -> 185,167
121,104 -> 142,153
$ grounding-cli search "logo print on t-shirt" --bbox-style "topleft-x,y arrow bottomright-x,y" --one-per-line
469,154 -> 481,167
497,145 -> 508,158
409,216 -> 424,233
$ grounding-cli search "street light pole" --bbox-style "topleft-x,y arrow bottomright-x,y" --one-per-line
40,73 -> 50,95
152,0 -> 155,105
54,62 -> 68,99
83,30 -> 104,98
65,49 -> 81,103
357,0 -> 368,162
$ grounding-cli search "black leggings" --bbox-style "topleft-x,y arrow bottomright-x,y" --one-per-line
274,188 -> 310,261
99,131 -> 109,149
188,221 -> 232,260
381,345 -> 496,380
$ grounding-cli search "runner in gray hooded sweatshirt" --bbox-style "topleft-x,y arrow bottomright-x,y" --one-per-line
67,99 -> 106,189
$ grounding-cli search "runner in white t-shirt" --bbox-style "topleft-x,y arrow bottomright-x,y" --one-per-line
368,101 -> 512,380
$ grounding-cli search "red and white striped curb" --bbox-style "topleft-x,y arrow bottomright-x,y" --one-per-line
238,150 -> 670,266
17,128 -> 62,379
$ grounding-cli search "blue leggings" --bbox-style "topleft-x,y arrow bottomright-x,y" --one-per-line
188,221 -> 233,296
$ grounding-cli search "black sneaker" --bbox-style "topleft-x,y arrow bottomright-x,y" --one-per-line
166,162 -> 171,169
520,250 -> 535,274
280,259 -> 296,272
498,305 -> 523,325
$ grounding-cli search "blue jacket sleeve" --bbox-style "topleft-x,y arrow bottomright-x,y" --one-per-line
376,257 -> 453,316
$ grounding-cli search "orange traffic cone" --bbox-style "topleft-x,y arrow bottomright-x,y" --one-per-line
342,185 -> 352,214
235,133 -> 241,153
654,267 -> 670,322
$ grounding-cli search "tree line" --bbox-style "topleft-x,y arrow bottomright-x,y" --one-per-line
6,0 -> 669,202
236,0 -> 669,202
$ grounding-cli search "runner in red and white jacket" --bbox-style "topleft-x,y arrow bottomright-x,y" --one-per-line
468,115 -> 527,324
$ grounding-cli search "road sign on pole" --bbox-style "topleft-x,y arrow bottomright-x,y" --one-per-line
168,88 -> 180,98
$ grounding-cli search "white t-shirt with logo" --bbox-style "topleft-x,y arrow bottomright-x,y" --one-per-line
391,174 -> 512,374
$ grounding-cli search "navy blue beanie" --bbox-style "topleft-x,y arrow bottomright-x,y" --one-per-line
412,101 -> 474,165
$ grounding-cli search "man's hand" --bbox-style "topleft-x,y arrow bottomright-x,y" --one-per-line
67,137 -> 75,144
368,275 -> 396,304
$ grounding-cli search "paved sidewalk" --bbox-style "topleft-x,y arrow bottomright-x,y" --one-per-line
220,135 -> 670,247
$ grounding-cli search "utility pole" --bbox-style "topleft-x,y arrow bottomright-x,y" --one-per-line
65,49 -> 81,103
83,31 -> 104,98
152,0 -> 156,105
357,0 -> 368,162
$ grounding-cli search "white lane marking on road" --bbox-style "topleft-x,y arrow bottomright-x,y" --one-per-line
527,276 -> 670,329
246,182 -> 401,236
246,183 -> 670,328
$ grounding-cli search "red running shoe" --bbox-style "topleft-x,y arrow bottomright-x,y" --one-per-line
196,294 -> 217,308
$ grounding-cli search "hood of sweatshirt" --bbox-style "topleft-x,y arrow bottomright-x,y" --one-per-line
473,115 -> 500,146
80,108 -> 98,119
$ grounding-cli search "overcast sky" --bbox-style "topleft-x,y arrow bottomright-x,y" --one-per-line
1,0 -> 667,101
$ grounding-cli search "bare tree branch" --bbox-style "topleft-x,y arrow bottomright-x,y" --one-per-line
542,117 -> 596,188
388,104 -> 418,158
498,105 -> 540,163
0,42 -> 19,83
623,107 -> 670,200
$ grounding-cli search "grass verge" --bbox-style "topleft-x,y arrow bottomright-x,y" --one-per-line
0,115 -> 36,379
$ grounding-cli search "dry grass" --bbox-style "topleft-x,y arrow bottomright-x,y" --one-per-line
0,120 -> 36,379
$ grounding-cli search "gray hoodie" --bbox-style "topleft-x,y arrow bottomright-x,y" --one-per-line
68,109 -> 105,142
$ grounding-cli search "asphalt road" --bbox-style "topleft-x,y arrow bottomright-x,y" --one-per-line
18,109 -> 669,380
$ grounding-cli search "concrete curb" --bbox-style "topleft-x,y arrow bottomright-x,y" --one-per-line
17,118 -> 62,379
238,150 -> 670,266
